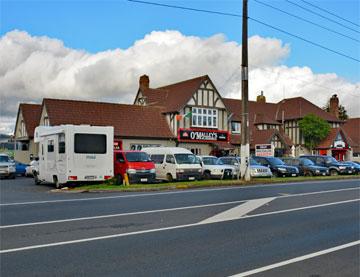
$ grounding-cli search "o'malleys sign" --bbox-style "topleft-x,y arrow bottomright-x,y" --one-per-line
178,128 -> 230,143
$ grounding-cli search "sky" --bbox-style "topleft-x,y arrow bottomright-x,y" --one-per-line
0,0 -> 359,134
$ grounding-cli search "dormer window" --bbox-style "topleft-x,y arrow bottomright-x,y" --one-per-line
231,122 -> 241,134
192,108 -> 217,128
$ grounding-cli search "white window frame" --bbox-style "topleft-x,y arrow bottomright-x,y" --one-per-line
192,107 -> 218,128
231,122 -> 241,134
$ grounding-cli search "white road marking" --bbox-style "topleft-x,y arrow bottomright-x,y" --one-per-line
1,198 -> 358,254
1,187 -> 358,229
200,197 -> 275,224
1,179 -> 358,206
229,240 -> 360,277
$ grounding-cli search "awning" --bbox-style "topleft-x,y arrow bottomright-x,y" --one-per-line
211,141 -> 235,150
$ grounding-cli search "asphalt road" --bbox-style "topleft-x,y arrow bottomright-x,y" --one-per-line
0,177 -> 359,276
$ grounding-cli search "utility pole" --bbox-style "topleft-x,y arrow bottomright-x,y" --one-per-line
240,0 -> 251,181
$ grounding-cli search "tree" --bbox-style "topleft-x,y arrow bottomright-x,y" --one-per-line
323,103 -> 348,120
299,114 -> 331,151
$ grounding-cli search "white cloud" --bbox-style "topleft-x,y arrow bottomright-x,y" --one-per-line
0,29 -> 358,134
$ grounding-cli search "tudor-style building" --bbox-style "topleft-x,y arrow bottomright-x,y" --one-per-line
13,74 -> 357,163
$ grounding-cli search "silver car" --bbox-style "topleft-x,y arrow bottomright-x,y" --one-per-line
198,156 -> 233,179
0,153 -> 16,179
218,156 -> 272,178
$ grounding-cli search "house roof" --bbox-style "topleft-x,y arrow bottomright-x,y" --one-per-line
342,118 -> 360,152
43,98 -> 174,139
17,104 -> 42,138
140,75 -> 208,112
316,128 -> 343,149
223,98 -> 279,124
275,97 -> 342,122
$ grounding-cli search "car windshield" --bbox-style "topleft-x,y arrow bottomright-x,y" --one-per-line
175,154 -> 197,164
0,155 -> 9,163
268,157 -> 285,166
325,156 -> 338,164
250,158 -> 260,166
125,152 -> 151,162
300,158 -> 314,166
202,157 -> 218,165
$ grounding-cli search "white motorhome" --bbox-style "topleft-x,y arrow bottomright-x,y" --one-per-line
143,147 -> 202,181
34,125 -> 114,188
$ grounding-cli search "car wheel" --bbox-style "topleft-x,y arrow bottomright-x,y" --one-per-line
203,171 -> 211,180
166,173 -> 173,182
330,169 -> 339,176
116,174 -> 123,185
53,176 -> 62,189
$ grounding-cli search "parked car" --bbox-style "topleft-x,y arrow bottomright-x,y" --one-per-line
301,155 -> 353,176
114,150 -> 156,185
281,157 -> 329,176
15,161 -> 28,176
144,147 -> 202,182
218,156 -> 272,178
341,161 -> 360,175
0,153 -> 16,179
252,156 -> 299,177
198,156 -> 233,179
25,159 -> 39,177
218,156 -> 240,177
248,158 -> 273,178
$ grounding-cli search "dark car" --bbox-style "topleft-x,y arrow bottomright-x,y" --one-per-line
252,156 -> 299,177
281,157 -> 328,176
15,161 -> 28,176
301,155 -> 353,176
341,161 -> 360,175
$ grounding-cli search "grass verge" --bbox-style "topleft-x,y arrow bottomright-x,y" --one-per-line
69,175 -> 360,192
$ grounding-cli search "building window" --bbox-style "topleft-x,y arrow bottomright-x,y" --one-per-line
231,122 -> 241,134
192,108 -> 217,128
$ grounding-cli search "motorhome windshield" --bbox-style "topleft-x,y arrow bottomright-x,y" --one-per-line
125,152 -> 150,162
0,155 -> 9,162
74,134 -> 106,154
175,154 -> 197,164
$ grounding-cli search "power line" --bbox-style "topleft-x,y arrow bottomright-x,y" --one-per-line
127,0 -> 360,63
253,0 -> 359,43
285,0 -> 360,34
300,0 -> 360,28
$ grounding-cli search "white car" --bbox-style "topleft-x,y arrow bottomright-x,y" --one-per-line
218,156 -> 272,178
25,159 -> 39,177
0,153 -> 16,179
198,156 -> 233,179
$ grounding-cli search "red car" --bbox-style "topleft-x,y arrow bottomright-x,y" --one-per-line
114,150 -> 156,185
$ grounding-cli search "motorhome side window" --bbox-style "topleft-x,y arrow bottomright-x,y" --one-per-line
151,155 -> 164,164
58,134 -> 65,154
74,134 -> 107,154
47,140 -> 54,152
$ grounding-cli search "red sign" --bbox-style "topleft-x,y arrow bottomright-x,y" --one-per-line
113,140 -> 122,151
178,128 -> 230,143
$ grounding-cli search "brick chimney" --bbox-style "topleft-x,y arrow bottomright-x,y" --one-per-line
256,91 -> 266,103
329,94 -> 339,118
139,75 -> 150,91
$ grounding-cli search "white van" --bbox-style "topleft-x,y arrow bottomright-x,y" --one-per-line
34,125 -> 114,188
143,147 -> 202,182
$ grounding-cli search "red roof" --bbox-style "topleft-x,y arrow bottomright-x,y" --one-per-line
275,97 -> 342,122
340,118 -> 360,152
43,98 -> 174,139
140,75 -> 208,112
17,104 -> 42,138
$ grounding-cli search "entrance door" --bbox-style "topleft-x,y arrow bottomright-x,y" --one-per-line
332,149 -> 346,161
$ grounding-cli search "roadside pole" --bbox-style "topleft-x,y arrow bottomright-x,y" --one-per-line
240,0 -> 251,181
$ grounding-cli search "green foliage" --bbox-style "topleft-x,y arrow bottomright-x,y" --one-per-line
299,114 -> 331,150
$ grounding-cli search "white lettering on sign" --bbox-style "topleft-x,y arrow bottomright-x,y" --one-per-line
190,131 -> 218,141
